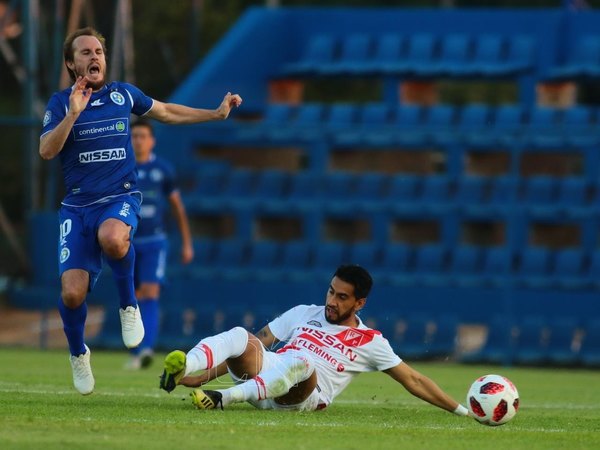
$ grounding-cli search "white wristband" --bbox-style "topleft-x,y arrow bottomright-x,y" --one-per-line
453,404 -> 469,416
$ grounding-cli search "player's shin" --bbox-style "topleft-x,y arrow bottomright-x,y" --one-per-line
106,244 -> 137,309
185,326 -> 249,376
58,299 -> 87,356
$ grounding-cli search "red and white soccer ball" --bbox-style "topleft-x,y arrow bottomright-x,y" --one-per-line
467,374 -> 519,426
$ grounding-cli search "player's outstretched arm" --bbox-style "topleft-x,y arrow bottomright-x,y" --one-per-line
146,92 -> 242,125
384,362 -> 468,416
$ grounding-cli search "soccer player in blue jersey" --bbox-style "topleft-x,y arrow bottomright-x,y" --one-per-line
126,119 -> 194,370
39,27 -> 241,395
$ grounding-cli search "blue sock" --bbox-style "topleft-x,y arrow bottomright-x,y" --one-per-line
106,244 -> 137,310
58,300 -> 87,356
138,298 -> 159,351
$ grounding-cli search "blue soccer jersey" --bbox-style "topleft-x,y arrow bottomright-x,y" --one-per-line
135,155 -> 177,240
41,81 -> 154,206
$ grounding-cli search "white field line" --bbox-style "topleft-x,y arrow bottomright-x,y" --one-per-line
0,382 -> 597,414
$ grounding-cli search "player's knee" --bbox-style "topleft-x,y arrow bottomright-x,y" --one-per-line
100,236 -> 129,259
61,284 -> 86,307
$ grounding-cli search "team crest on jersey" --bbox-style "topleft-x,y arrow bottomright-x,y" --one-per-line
60,247 -> 70,263
43,110 -> 51,127
307,320 -> 322,327
110,91 -> 125,106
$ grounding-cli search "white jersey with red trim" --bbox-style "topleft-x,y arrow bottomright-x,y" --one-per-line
268,304 -> 402,406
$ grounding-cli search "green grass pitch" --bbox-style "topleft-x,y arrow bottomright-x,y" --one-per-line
0,348 -> 598,450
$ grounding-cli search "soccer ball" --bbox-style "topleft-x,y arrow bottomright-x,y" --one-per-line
467,374 -> 519,426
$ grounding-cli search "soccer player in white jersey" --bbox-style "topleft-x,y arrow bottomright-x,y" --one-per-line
39,27 -> 241,395
159,265 -> 469,417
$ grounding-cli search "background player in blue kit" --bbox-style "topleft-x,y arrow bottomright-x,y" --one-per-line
39,27 -> 242,395
126,119 -> 194,370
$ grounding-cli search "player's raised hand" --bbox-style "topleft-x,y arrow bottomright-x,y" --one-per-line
69,76 -> 93,115
216,92 -> 243,119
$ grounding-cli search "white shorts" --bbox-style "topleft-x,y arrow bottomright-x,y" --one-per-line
227,347 -> 328,412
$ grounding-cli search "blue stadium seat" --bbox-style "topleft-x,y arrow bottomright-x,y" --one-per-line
514,247 -> 552,288
287,172 -> 321,203
455,176 -> 489,207
281,35 -> 337,76
513,316 -> 547,365
579,317 -> 600,367
369,104 -> 423,147
545,317 -> 580,366
366,33 -> 427,76
254,169 -> 289,201
321,172 -> 356,201
247,240 -> 281,268
280,241 -> 312,271
390,316 -> 432,360
525,107 -> 561,148
419,176 -> 454,213
336,103 -> 390,146
547,35 -> 600,80
552,248 -> 588,289
414,34 -> 471,77
379,243 -> 412,274
354,172 -> 388,202
156,305 -> 199,350
466,104 -> 525,147
562,106 -> 597,147
236,104 -> 294,142
427,315 -> 459,358
448,246 -> 482,285
368,34 -> 405,74
385,175 -> 422,204
268,103 -> 324,142
401,33 -> 438,75
457,104 -> 491,134
193,166 -> 228,196
460,315 -> 517,365
503,35 -> 536,74
481,247 -> 513,286
318,33 -> 372,75
312,242 -> 349,272
325,104 -> 359,135
556,177 -> 589,211
484,176 -> 518,213
411,244 -> 447,285
221,169 -> 256,198
197,239 -> 246,278
347,242 -> 381,268
520,175 -> 557,205
468,34 -> 505,76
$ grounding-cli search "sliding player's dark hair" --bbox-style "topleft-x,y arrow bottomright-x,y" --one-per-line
334,265 -> 373,299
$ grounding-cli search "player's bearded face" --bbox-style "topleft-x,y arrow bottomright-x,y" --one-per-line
69,35 -> 107,91
324,277 -> 360,325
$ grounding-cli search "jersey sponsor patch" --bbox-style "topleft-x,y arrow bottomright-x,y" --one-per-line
79,148 -> 126,164
73,117 -> 128,141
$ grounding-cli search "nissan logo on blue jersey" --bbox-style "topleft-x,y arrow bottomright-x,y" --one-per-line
73,117 -> 129,141
79,148 -> 126,163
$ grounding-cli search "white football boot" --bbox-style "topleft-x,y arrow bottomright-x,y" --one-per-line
119,306 -> 145,348
70,344 -> 94,395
